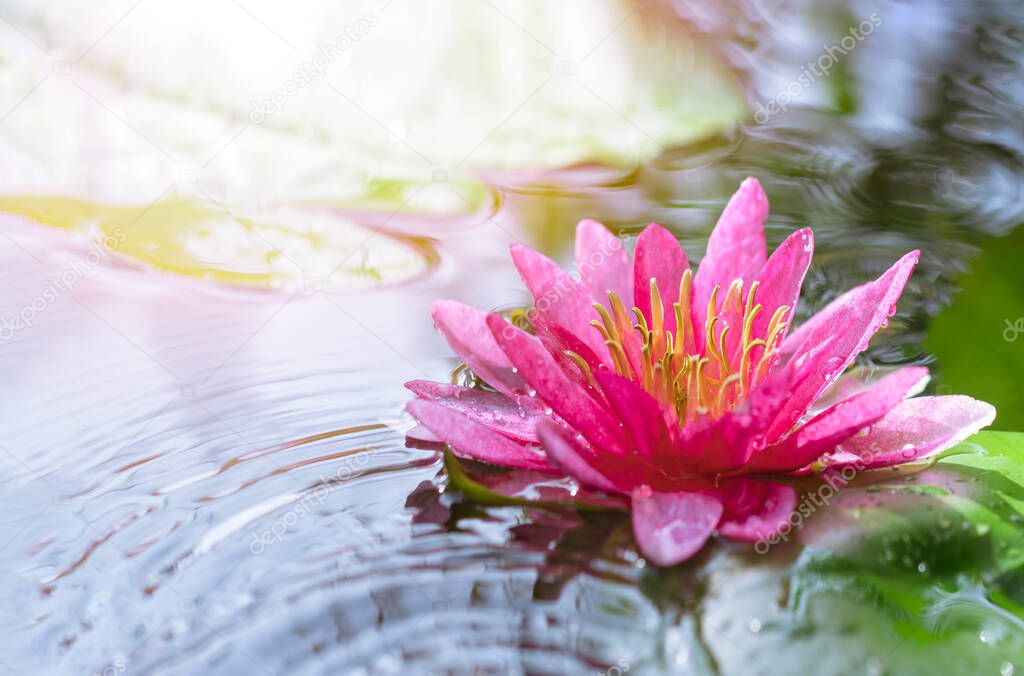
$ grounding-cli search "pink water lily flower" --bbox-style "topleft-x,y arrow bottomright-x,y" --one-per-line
405,178 -> 995,566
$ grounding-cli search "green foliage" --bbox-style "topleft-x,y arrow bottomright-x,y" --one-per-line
928,228 -> 1024,429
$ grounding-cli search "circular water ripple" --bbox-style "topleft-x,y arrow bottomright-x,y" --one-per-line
0,219 -> 667,675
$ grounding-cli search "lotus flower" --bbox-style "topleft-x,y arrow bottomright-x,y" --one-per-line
405,178 -> 995,566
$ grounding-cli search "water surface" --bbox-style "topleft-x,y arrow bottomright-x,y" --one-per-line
2,1 -> 1024,674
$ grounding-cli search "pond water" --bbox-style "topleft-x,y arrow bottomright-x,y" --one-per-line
2,2 -> 1024,675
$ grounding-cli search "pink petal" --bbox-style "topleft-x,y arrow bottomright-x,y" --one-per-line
406,423 -> 441,444
823,395 -> 995,471
531,314 -> 605,385
633,223 -> 689,335
692,177 -> 769,343
631,488 -> 723,566
743,366 -> 930,474
406,399 -> 554,472
405,380 -> 544,443
751,228 -> 813,345
594,372 -> 675,460
509,244 -> 610,361
806,366 -> 873,414
678,410 -> 764,474
575,219 -> 632,303
782,251 -> 917,361
486,314 -> 626,455
716,478 -> 798,542
535,419 -> 623,493
431,300 -> 525,397
765,251 -> 920,442
680,353 -> 815,474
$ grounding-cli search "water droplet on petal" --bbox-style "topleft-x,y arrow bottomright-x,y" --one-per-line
748,618 -> 762,633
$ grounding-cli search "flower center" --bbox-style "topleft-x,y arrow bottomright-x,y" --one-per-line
576,270 -> 790,425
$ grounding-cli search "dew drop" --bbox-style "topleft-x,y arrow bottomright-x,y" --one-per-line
527,389 -> 537,397
543,407 -> 552,415
916,562 -> 928,573
748,618 -> 762,633
980,630 -> 993,644
1001,662 -> 1014,676
511,367 -> 519,374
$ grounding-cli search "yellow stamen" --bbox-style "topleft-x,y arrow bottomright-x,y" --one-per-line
592,303 -> 619,343
585,275 -> 791,428
565,350 -> 593,384
590,319 -> 613,343
649,278 -> 666,358
716,325 -> 732,377
605,339 -> 633,378
716,372 -> 742,412
704,286 -> 720,361
740,338 -> 767,392
675,269 -> 693,354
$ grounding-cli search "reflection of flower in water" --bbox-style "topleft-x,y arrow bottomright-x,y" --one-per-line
406,178 -> 995,566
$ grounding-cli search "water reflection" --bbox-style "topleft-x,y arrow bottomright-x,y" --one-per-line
2,0 -> 1024,674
